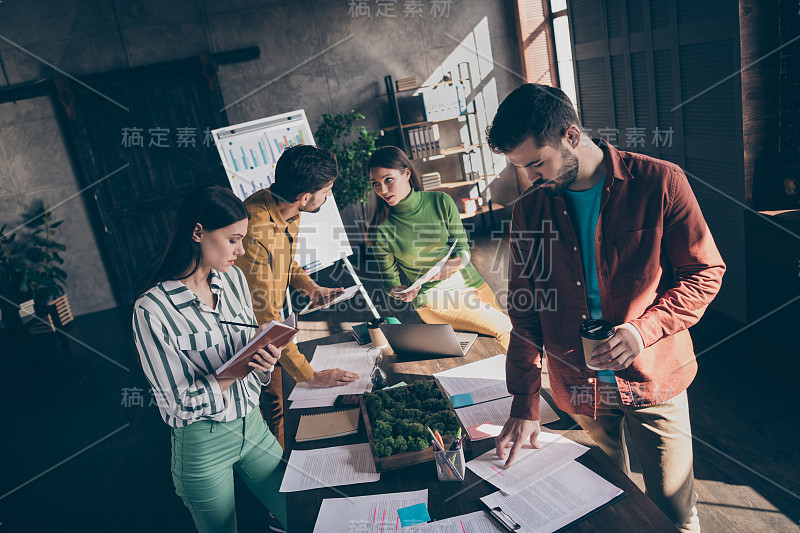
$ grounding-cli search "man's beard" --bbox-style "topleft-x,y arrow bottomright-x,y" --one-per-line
302,197 -> 326,213
543,148 -> 579,197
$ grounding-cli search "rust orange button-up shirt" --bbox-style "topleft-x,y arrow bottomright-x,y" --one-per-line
507,140 -> 726,419
235,188 -> 315,383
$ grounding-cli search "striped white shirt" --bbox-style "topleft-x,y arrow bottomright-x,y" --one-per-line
132,266 -> 270,427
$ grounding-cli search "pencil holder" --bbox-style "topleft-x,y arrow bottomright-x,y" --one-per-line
434,446 -> 465,482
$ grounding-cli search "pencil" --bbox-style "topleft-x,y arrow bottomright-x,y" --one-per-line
220,320 -> 258,328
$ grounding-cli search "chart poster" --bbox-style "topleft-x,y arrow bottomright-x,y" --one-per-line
212,110 -> 352,273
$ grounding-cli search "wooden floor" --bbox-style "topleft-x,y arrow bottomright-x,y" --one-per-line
0,226 -> 798,532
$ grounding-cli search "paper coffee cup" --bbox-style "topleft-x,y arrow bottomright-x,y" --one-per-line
367,319 -> 393,354
579,319 -> 614,370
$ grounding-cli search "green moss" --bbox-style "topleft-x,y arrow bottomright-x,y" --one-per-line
373,420 -> 392,440
392,436 -> 408,453
367,380 -> 460,458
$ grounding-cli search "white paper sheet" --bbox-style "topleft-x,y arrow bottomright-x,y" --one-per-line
466,430 -> 589,495
288,397 -> 337,409
434,354 -> 509,405
437,377 -> 509,405
300,284 -> 363,315
288,343 -> 374,402
480,461 -> 624,533
313,489 -> 427,532
455,396 -> 559,441
280,443 -> 380,492
396,240 -> 459,294
434,354 -> 507,382
411,511 -> 505,532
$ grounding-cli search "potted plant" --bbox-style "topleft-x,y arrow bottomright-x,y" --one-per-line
0,224 -> 33,328
315,110 -> 380,234
19,206 -> 73,333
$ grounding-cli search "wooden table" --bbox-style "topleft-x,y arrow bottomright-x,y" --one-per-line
284,332 -> 677,532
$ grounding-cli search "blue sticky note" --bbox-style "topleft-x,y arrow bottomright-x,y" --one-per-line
397,503 -> 431,527
450,393 -> 475,408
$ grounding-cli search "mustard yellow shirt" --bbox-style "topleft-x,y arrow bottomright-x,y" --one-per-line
235,188 -> 315,382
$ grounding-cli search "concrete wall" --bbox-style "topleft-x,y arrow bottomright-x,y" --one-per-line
0,96 -> 117,316
0,0 -> 523,316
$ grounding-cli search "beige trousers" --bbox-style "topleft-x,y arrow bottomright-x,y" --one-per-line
570,390 -> 701,533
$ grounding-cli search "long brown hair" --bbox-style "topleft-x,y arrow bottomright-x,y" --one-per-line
367,146 -> 423,238
146,185 -> 250,291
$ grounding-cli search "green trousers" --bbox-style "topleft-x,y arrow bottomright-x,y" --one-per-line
170,407 -> 287,532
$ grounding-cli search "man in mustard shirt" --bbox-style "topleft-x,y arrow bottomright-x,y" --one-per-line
236,145 -> 360,445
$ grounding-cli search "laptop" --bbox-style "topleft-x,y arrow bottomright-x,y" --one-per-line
379,324 -> 478,358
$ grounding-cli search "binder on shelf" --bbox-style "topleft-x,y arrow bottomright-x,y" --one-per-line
413,128 -> 425,159
430,125 -> 441,156
423,127 -> 433,159
408,128 -> 418,160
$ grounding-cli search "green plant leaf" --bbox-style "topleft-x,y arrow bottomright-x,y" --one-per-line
25,248 -> 48,262
315,110 -> 379,210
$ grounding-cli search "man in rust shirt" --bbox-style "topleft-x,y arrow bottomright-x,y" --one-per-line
488,84 -> 724,533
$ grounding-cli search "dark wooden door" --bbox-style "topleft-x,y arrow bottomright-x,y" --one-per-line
55,56 -> 230,305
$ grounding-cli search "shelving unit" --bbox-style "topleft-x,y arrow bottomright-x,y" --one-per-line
381,62 -> 497,227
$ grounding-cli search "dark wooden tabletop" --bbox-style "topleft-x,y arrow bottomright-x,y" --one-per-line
284,332 -> 677,533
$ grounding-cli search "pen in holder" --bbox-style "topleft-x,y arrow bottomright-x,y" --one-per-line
434,444 -> 465,482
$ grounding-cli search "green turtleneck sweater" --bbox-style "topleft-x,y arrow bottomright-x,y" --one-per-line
372,189 -> 485,308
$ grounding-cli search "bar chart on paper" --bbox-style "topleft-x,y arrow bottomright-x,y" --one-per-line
221,132 -> 276,200
212,110 -> 353,275
266,123 -> 311,159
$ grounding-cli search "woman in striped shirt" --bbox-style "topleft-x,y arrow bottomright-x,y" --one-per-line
133,185 -> 287,532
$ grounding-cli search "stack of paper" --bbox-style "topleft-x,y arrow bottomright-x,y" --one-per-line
280,443 -> 380,492
288,342 -> 375,409
454,396 -> 559,441
313,490 -> 428,532
433,354 -> 560,435
480,461 -> 624,532
466,430 -> 589,495
434,354 -> 510,407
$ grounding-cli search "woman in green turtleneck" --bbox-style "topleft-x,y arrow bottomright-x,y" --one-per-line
367,146 -> 512,349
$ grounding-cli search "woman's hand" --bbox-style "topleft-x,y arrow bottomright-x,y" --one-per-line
391,285 -> 419,302
430,257 -> 465,281
247,343 -> 282,373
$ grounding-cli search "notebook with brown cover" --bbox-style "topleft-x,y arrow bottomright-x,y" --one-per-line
295,408 -> 360,442
215,316 -> 298,380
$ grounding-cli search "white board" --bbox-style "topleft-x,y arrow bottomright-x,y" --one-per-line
212,110 -> 353,274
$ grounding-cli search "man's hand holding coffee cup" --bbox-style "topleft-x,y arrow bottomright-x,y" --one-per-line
589,323 -> 644,371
